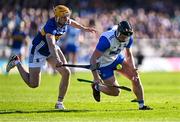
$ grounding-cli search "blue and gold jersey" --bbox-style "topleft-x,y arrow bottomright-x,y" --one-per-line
31,17 -> 71,56
11,28 -> 26,49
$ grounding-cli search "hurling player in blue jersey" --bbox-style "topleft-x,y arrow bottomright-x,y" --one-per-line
90,21 -> 152,110
10,22 -> 28,61
64,25 -> 81,74
6,5 -> 96,110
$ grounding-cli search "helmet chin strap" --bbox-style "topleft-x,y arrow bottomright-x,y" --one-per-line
115,30 -> 120,38
115,31 -> 124,42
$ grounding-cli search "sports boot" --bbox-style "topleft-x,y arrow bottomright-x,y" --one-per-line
91,83 -> 100,102
6,54 -> 19,73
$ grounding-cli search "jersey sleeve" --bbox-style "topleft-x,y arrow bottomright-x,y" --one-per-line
96,36 -> 110,52
126,36 -> 133,48
43,19 -> 57,35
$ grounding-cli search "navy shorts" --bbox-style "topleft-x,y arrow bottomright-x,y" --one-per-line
66,44 -> 78,53
98,55 -> 124,80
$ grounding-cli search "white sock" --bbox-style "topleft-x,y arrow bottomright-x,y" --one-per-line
57,101 -> 63,104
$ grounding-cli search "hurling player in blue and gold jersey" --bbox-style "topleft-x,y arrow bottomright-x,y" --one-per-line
6,5 -> 96,109
90,21 -> 152,110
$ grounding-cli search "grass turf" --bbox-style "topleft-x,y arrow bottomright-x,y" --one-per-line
0,72 -> 180,122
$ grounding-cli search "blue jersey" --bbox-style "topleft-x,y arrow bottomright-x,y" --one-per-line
66,26 -> 81,45
96,27 -> 133,67
31,18 -> 71,56
11,29 -> 26,49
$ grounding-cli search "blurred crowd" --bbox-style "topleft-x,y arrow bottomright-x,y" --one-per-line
0,0 -> 180,62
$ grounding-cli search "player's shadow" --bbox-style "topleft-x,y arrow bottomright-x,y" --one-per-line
0,109 -> 91,114
0,109 -> 136,114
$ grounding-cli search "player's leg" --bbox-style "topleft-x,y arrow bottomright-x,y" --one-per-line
66,44 -> 77,74
6,54 -> 41,88
117,60 -> 152,110
71,44 -> 78,65
91,66 -> 121,102
91,55 -> 124,102
99,76 -> 120,96
97,55 -> 125,96
68,52 -> 75,73
47,46 -> 71,109
117,60 -> 144,101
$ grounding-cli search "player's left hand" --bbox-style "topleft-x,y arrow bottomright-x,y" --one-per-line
55,61 -> 63,68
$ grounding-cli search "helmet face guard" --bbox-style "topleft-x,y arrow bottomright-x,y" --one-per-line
116,21 -> 133,37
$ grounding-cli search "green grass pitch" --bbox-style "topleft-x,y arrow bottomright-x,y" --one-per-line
0,72 -> 180,122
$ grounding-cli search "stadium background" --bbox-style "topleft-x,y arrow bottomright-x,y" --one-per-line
0,0 -> 180,73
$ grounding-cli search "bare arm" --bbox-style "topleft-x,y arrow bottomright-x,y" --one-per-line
70,19 -> 97,33
90,49 -> 103,82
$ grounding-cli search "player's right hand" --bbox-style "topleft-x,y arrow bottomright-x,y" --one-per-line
56,61 -> 63,68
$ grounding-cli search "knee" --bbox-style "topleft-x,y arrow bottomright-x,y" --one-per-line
59,67 -> 71,76
65,68 -> 71,75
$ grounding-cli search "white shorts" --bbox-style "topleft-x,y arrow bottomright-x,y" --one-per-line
28,45 -> 48,68
28,44 -> 60,68
29,52 -> 47,68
